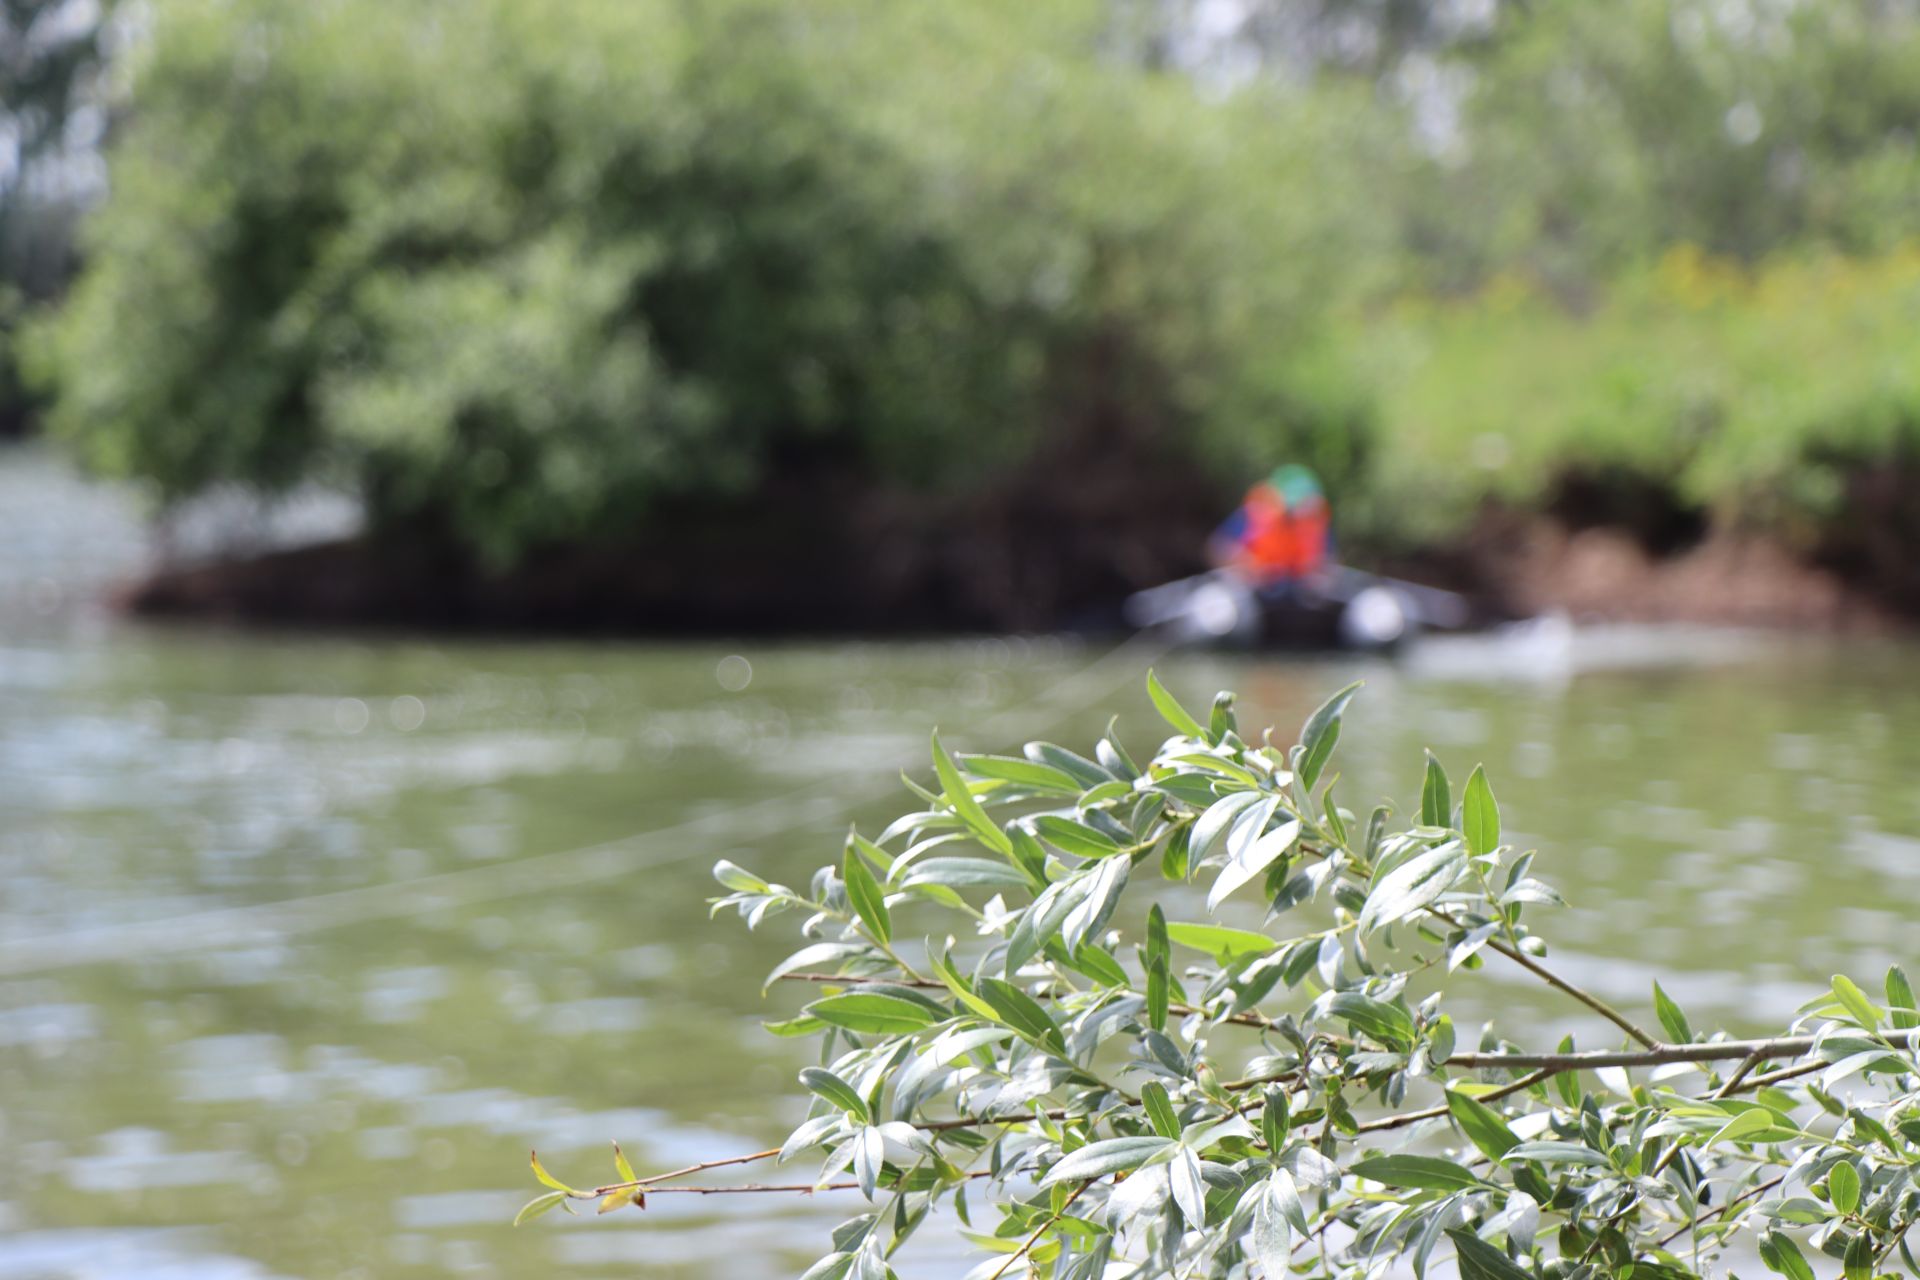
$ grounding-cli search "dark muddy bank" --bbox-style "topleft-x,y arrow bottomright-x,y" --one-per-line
127,439 -> 1234,636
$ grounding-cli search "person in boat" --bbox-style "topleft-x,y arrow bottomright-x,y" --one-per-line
1207,465 -> 1332,598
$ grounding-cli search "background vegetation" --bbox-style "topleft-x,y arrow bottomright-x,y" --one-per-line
19,0 -> 1920,600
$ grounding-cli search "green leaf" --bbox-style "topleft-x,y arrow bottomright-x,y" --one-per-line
1251,1174 -> 1294,1278
797,1254 -> 857,1280
978,977 -> 1067,1054
1208,691 -> 1237,742
514,1190 -> 567,1226
1652,981 -> 1693,1044
1006,873 -> 1083,974
1142,1081 -> 1180,1138
843,848 -> 892,945
1501,1141 -> 1610,1167
1207,816 -> 1300,910
1327,991 -> 1416,1050
1427,1014 -> 1456,1064
530,1150 -> 575,1194
1828,1161 -> 1861,1215
761,1014 -> 826,1037
1165,920 -> 1279,960
1760,1230 -> 1817,1280
899,858 -> 1032,890
1146,904 -> 1170,971
846,830 -> 893,874
1843,1230 -> 1873,1280
1261,1087 -> 1290,1152
1024,741 -> 1110,789
1446,1227 -> 1536,1280
1190,791 -> 1266,865
932,731 -> 1012,855
1298,681 -> 1362,791
806,992 -> 942,1035
612,1141 -> 636,1183
1887,964 -> 1918,1029
1032,815 -> 1123,860
1349,1154 -> 1486,1192
928,943 -> 1000,1021
765,941 -> 868,993
800,1066 -> 870,1121
1707,1107 -> 1773,1147
960,754 -> 1081,794
1040,1135 -> 1173,1186
1461,765 -> 1500,855
1169,1145 -> 1206,1227
1321,788 -> 1349,846
1007,825 -> 1051,890
1147,960 -> 1169,1032
1146,669 -> 1209,741
1446,1089 -> 1520,1160
1831,974 -> 1883,1030
1420,752 -> 1451,828
712,859 -> 770,893
1357,841 -> 1467,934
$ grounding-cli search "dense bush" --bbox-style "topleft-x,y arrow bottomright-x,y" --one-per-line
1347,247 -> 1920,551
29,0 -> 1384,561
528,676 -> 1920,1279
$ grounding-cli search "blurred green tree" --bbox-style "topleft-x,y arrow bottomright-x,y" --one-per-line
31,0 -> 1385,562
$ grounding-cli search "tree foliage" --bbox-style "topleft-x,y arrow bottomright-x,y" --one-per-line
29,0 -> 1381,560
527,675 -> 1920,1280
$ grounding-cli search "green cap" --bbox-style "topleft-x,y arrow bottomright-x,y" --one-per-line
1269,465 -> 1323,506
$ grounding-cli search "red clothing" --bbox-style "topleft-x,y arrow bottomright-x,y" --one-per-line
1221,483 -> 1329,583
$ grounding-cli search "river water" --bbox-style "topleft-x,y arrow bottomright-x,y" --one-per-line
1,446 -> 1915,1279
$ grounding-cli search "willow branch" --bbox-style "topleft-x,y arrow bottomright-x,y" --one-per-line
595,1146 -> 780,1193
1445,1027 -> 1920,1071
1355,1068 -> 1559,1135
990,1179 -> 1094,1280
1711,1045 -> 1770,1099
586,1108 -> 1089,1197
1480,936 -> 1660,1049
637,1170 -> 997,1196
1657,1175 -> 1785,1248
779,971 -> 1284,1031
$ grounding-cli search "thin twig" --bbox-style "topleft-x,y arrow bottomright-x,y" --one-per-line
1481,936 -> 1660,1049
1739,1058 -> 1825,1091
608,1147 -> 779,1191
990,1180 -> 1094,1280
1657,1175 -> 1785,1248
640,1170 -> 996,1196
779,971 -> 1284,1032
1355,1068 -> 1558,1135
1711,1046 -> 1770,1099
1441,1027 -> 1920,1071
587,1106 -> 1096,1196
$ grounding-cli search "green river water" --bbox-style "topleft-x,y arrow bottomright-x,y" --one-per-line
1,447 -> 1915,1278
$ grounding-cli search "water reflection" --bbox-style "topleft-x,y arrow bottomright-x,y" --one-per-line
4,451 -> 1918,1277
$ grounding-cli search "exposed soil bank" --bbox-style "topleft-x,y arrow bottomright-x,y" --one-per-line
1443,511 -> 1893,630
127,505 -> 1900,637
125,441 -> 1233,636
118,431 -> 1912,635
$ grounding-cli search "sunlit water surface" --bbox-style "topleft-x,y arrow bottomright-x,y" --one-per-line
2,446 -> 1916,1278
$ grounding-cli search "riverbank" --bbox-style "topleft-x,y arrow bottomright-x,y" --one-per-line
9,440 -> 1898,636
124,504 -> 1898,636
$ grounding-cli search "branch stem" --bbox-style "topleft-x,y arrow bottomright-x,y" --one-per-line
1481,936 -> 1660,1049
638,1171 -> 995,1196
990,1180 -> 1093,1280
1445,1027 -> 1920,1071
